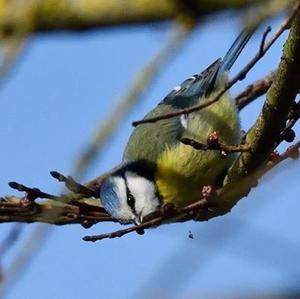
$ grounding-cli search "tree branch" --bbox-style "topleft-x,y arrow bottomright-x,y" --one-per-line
3,138 -> 298,231
227,5 -> 300,182
0,0 -> 259,35
0,197 -> 115,226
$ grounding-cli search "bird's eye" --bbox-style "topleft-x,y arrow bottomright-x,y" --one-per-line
127,192 -> 135,209
124,179 -> 137,215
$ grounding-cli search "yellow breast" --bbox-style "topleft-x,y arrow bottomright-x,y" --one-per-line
155,143 -> 233,207
155,94 -> 240,207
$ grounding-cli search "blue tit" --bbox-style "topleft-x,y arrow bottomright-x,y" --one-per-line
99,30 -> 253,225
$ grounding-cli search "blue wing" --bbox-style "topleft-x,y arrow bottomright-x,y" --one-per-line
161,30 -> 253,109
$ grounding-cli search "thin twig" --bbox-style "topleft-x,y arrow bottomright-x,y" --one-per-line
259,25 -> 271,53
83,198 -> 210,242
236,71 -> 275,110
132,6 -> 299,126
8,182 -> 58,200
180,137 -> 251,154
50,171 -> 97,197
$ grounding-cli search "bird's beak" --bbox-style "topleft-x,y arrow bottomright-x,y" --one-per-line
139,215 -> 143,224
134,213 -> 143,225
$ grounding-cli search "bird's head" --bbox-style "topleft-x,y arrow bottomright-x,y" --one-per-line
99,161 -> 161,225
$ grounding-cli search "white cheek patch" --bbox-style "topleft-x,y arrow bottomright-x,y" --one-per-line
125,172 -> 160,219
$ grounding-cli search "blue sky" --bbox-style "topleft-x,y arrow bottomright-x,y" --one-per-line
0,12 -> 299,299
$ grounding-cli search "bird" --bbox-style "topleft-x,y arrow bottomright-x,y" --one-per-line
99,30 -> 253,225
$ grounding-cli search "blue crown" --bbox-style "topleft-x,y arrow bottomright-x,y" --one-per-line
99,178 -> 120,217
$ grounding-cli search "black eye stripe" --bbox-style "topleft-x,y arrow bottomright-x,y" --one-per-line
126,188 -> 135,207
123,176 -> 137,216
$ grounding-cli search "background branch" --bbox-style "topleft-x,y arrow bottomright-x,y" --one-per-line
0,0 -> 260,34
73,24 -> 193,177
0,37 -> 25,83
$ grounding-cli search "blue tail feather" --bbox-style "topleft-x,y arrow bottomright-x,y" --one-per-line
217,30 -> 253,81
